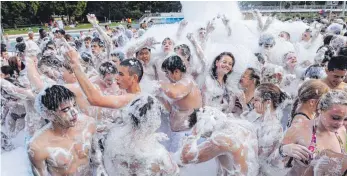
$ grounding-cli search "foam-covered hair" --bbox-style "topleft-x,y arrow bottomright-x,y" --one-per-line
318,90 -> 347,111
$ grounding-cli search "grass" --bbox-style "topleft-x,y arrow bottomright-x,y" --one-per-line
4,22 -> 122,36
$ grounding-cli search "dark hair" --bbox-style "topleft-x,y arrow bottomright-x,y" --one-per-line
135,48 -> 151,57
15,42 -> 26,53
16,37 -> 24,43
64,34 -> 72,41
74,40 -> 82,50
188,109 -> 200,128
323,35 -> 334,45
174,44 -> 191,62
247,67 -> 261,87
129,96 -> 154,128
98,61 -> 118,76
302,64 -> 326,80
41,85 -> 76,111
8,56 -> 25,74
120,58 -> 144,82
111,51 -> 125,61
161,55 -> 186,73
211,52 -> 235,83
91,37 -> 104,47
39,28 -> 45,34
162,37 -> 174,46
344,32 -> 347,37
1,65 -> 15,76
84,36 -> 92,42
1,44 -> 7,54
256,83 -> 288,109
287,79 -> 329,127
327,56 -> 347,71
55,29 -> 65,35
80,52 -> 93,65
338,46 -> 347,57
38,55 -> 63,69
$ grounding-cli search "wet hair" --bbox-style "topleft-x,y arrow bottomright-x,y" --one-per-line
15,42 -> 26,53
80,52 -> 93,65
38,28 -> 45,34
174,44 -> 192,62
327,56 -> 347,71
91,37 -> 105,47
323,35 -> 334,45
280,31 -> 290,39
256,83 -> 288,109
247,67 -> 261,87
84,36 -> 92,42
37,55 -> 63,70
162,37 -> 175,46
120,58 -> 144,82
55,29 -> 65,35
211,52 -> 235,83
188,109 -> 200,128
42,40 -> 56,54
74,40 -> 82,50
1,65 -> 15,77
161,55 -> 186,73
302,64 -> 327,80
129,96 -> 154,128
316,45 -> 334,65
64,34 -> 72,41
344,32 -> 347,37
1,44 -> 7,54
338,46 -> 347,57
8,56 -> 25,74
98,61 -> 118,77
16,37 -> 24,43
318,90 -> 347,112
135,48 -> 151,57
40,85 -> 76,111
111,51 -> 125,61
287,80 -> 329,127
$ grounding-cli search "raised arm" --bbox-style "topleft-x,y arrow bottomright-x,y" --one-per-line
262,14 -> 274,32
87,14 -> 113,58
186,33 -> 207,73
1,78 -> 35,100
176,19 -> 188,40
26,56 -> 45,92
221,15 -> 232,37
253,9 -> 264,32
65,46 -> 135,109
125,37 -> 157,58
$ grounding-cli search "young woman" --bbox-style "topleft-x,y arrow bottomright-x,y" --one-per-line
281,90 -> 347,176
201,52 -> 235,113
287,79 -> 329,128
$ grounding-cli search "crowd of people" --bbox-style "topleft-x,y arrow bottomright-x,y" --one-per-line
1,9 -> 347,176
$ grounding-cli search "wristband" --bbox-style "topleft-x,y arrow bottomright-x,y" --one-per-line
279,144 -> 287,157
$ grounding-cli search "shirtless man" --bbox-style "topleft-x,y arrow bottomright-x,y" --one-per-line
177,107 -> 259,176
157,55 -> 202,152
28,85 -> 96,176
322,55 -> 347,90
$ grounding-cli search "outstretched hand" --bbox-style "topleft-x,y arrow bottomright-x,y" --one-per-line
186,33 -> 195,42
221,14 -> 230,25
179,19 -> 188,28
64,42 -> 81,69
144,37 -> 157,48
87,14 -> 98,25
206,20 -> 215,33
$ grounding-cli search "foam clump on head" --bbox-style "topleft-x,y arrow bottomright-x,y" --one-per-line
318,90 -> 347,111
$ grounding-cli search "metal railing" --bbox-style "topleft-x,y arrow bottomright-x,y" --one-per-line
239,5 -> 344,11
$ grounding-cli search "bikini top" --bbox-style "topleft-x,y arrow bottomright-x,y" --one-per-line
287,112 -> 311,128
286,120 -> 345,168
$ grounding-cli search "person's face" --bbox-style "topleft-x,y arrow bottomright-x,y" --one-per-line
102,73 -> 117,88
164,69 -> 182,83
285,54 -> 298,70
174,47 -> 188,64
279,32 -> 289,41
41,30 -> 47,38
137,49 -> 151,64
320,104 -> 347,132
162,39 -> 173,54
61,67 -> 76,84
325,69 -> 347,88
301,32 -> 311,41
28,33 -> 34,39
91,42 -> 101,54
116,66 -> 136,90
253,90 -> 272,115
1,52 -> 9,60
239,69 -> 253,89
56,32 -> 63,39
216,55 -> 233,75
52,100 -> 79,128
111,56 -> 121,68
16,57 -> 21,66
84,40 -> 91,48
198,28 -> 206,40
43,45 -> 57,56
